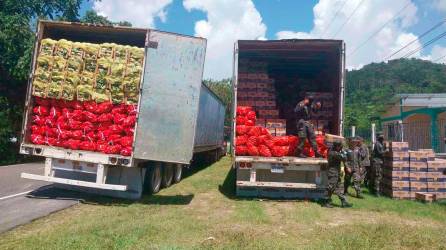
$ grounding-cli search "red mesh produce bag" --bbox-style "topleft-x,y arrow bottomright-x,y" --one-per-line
113,113 -> 126,125
235,145 -> 248,156
245,119 -> 255,126
35,97 -> 50,106
236,116 -> 246,125
258,135 -> 271,145
68,119 -> 82,130
246,110 -> 256,120
288,146 -> 296,156
316,135 -> 325,146
97,122 -> 113,131
66,139 -> 81,150
109,124 -> 123,135
56,129 -> 72,140
52,99 -> 71,109
120,136 -> 133,147
71,130 -> 84,140
236,135 -> 248,146
265,139 -> 275,149
86,131 -> 97,142
83,101 -> 97,113
111,105 -> 126,115
98,130 -> 111,141
248,126 -> 262,137
83,111 -> 98,123
124,127 -> 134,136
31,125 -> 45,135
261,127 -> 270,136
31,134 -> 45,145
236,106 -> 251,116
107,134 -> 122,145
123,116 -> 136,127
45,137 -> 57,146
259,145 -> 272,157
236,125 -> 249,135
288,136 -> 299,147
97,113 -> 113,123
81,121 -> 95,133
48,107 -> 61,119
247,145 -> 259,156
273,136 -> 289,146
303,146 -> 315,158
120,147 -> 132,156
272,146 -> 288,157
33,106 -> 49,116
79,141 -> 97,151
72,109 -> 85,121
96,102 -> 113,114
55,140 -> 65,147
105,144 -> 122,154
126,105 -> 138,115
44,127 -> 57,138
97,143 -> 107,153
44,117 -> 56,128
247,136 -> 259,146
32,115 -> 46,126
56,117 -> 69,130
61,108 -> 73,119
70,100 -> 84,110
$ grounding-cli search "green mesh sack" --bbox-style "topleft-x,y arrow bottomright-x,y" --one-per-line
40,39 -> 56,56
125,93 -> 139,105
47,82 -> 63,99
54,39 -> 72,59
111,91 -> 125,104
51,72 -> 65,85
80,72 -> 95,86
84,58 -> 97,73
95,75 -> 108,90
110,62 -> 126,77
94,89 -> 111,103
99,43 -> 115,58
36,55 -> 53,71
97,57 -> 111,76
32,80 -> 48,97
64,73 -> 80,87
124,77 -> 140,94
61,84 -> 76,100
52,56 -> 67,73
125,62 -> 142,78
114,45 -> 128,62
34,68 -> 51,82
66,56 -> 83,73
107,76 -> 124,93
71,42 -> 84,57
128,47 -> 144,64
84,43 -> 99,59
77,84 -> 94,101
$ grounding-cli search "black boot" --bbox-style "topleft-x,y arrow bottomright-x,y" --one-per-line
356,190 -> 364,199
322,199 -> 334,208
341,200 -> 352,208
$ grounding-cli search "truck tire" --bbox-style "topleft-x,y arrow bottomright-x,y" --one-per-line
173,164 -> 183,183
162,163 -> 174,188
146,162 -> 162,194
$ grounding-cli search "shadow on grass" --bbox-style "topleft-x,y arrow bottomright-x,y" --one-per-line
182,151 -> 221,181
27,185 -> 194,206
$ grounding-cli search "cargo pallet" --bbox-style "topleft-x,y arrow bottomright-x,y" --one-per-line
235,156 -> 327,200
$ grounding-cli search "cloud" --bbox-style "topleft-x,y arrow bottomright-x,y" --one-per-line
275,0 -> 424,69
93,0 -> 173,28
183,0 -> 267,79
432,0 -> 446,12
422,45 -> 446,63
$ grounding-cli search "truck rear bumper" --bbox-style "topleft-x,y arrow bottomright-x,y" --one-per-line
21,173 -> 128,191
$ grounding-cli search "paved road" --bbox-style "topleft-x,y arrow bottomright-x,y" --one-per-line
0,163 -> 79,233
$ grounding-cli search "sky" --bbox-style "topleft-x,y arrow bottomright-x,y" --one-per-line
80,0 -> 446,80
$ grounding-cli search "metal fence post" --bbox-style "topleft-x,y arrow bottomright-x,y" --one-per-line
371,123 -> 376,149
352,126 -> 356,137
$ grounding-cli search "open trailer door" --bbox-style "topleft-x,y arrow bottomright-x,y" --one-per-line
133,30 -> 207,164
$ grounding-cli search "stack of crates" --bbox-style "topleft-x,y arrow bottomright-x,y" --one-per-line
237,59 -> 286,136
306,92 -> 334,133
408,150 -> 434,198
426,157 -> 446,200
382,142 -> 411,199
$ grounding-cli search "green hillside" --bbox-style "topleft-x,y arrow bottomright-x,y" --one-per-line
345,58 -> 446,134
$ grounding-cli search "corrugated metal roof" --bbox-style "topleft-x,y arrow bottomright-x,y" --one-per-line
398,93 -> 446,107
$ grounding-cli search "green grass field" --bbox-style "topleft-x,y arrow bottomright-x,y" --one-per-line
1,156 -> 446,249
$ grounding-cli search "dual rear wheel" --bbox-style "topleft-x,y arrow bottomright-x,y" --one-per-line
145,162 -> 184,194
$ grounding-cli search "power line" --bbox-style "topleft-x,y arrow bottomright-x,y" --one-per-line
320,0 -> 348,38
331,0 -> 366,39
349,1 -> 411,57
384,19 -> 446,60
400,31 -> 446,59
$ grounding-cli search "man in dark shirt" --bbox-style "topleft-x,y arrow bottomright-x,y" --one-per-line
344,137 -> 366,198
371,133 -> 386,196
323,141 -> 352,208
294,97 -> 322,158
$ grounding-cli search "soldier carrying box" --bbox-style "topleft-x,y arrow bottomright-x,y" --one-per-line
294,96 -> 322,158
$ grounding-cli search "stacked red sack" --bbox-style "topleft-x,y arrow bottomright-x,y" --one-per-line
30,97 -> 136,156
235,106 -> 328,158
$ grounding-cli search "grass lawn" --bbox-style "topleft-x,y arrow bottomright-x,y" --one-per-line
1,156 -> 446,249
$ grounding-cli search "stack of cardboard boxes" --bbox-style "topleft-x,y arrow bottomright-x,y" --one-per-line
237,59 -> 286,136
306,92 -> 334,133
382,142 -> 446,201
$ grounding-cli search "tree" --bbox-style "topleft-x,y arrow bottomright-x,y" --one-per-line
81,10 -> 132,27
203,79 -> 232,126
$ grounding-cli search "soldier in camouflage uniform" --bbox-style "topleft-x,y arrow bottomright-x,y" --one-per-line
323,141 -> 352,208
358,137 -> 372,189
371,133 -> 386,196
344,137 -> 365,198
294,97 -> 322,158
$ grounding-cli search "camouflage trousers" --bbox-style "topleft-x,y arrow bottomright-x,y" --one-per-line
326,168 -> 347,203
344,167 -> 364,194
296,120 -> 318,154
371,159 -> 383,194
